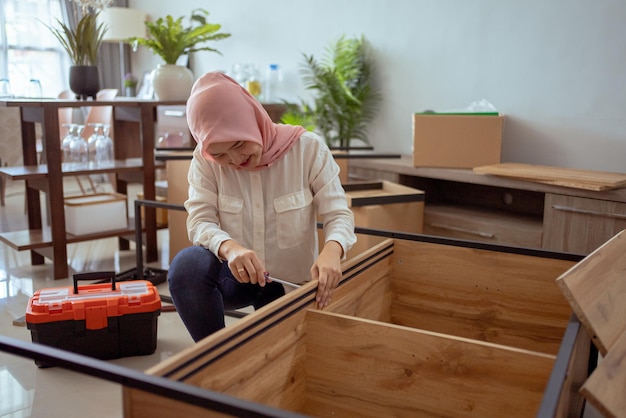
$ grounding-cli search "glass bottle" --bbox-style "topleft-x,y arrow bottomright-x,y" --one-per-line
87,123 -> 104,167
62,124 -> 87,170
27,79 -> 42,98
93,124 -> 114,168
0,78 -> 12,98
244,64 -> 262,100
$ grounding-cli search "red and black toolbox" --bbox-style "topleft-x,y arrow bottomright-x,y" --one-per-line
26,271 -> 161,365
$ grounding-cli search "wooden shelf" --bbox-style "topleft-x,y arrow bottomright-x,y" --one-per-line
0,159 -> 165,181
0,218 -> 167,251
0,98 -> 185,279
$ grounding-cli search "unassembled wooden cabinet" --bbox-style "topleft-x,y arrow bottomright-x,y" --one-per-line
123,232 -> 588,417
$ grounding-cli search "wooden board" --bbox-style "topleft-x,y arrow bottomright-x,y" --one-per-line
556,229 -> 626,356
305,310 -> 555,418
473,163 -> 626,191
581,330 -> 626,418
391,239 -> 576,354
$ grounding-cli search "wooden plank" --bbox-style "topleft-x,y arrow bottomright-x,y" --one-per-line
304,310 -> 555,418
325,244 -> 393,323
556,229 -> 626,356
346,180 -> 424,207
391,239 -> 576,354
0,228 -> 53,250
473,163 -> 626,191
581,330 -> 626,418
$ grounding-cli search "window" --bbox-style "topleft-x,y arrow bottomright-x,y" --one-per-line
0,0 -> 68,97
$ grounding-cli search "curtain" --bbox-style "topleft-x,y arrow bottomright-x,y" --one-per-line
98,0 -> 130,90
62,0 -> 129,91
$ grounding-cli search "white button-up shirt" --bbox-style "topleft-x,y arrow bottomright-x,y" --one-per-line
185,131 -> 356,282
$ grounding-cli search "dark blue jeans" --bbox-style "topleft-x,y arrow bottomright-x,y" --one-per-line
168,245 -> 285,342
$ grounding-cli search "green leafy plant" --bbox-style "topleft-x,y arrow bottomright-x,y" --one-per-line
281,35 -> 382,149
124,73 -> 138,88
129,8 -> 231,65
47,12 -> 107,66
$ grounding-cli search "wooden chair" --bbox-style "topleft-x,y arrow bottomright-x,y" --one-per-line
58,89 -> 73,141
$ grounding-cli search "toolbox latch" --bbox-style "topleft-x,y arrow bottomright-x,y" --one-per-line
85,305 -> 108,330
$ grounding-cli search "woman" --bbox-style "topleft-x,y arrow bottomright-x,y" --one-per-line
168,72 -> 356,342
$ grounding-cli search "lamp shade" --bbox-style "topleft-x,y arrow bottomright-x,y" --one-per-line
99,7 -> 146,42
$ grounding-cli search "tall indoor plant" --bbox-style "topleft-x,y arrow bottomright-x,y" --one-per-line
281,35 -> 382,149
129,8 -> 231,100
47,0 -> 110,100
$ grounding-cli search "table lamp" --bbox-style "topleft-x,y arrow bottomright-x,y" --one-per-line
98,7 -> 146,93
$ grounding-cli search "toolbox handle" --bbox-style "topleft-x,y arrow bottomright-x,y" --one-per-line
72,271 -> 117,294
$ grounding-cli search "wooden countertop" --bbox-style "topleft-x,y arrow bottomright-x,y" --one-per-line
349,155 -> 626,203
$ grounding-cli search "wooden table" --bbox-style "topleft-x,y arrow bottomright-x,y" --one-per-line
0,98 -> 185,279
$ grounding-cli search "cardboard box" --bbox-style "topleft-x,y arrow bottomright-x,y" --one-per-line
64,193 -> 128,235
412,113 -> 504,168
26,275 -> 161,366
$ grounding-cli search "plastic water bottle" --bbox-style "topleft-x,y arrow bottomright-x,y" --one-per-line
264,64 -> 283,103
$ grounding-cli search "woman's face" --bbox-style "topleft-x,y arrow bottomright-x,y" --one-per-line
205,140 -> 263,170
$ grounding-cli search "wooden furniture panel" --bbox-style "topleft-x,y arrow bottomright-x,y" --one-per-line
581,330 -> 626,417
349,155 -> 626,254
556,229 -> 626,356
474,162 -> 626,191
555,229 -> 626,417
424,204 -> 543,247
163,157 -> 192,262
542,193 -> 626,254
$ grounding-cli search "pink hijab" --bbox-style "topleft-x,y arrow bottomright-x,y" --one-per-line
186,72 -> 306,167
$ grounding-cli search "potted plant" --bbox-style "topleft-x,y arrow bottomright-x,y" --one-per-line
129,8 -> 231,100
46,0 -> 109,100
123,73 -> 138,97
281,35 -> 382,150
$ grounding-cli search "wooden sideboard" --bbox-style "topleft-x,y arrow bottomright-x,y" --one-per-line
0,98 -> 186,279
349,155 -> 626,255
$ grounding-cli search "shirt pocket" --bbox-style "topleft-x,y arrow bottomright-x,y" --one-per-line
218,195 -> 244,242
274,189 -> 314,249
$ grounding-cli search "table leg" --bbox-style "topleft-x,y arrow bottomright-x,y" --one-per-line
140,103 -> 158,263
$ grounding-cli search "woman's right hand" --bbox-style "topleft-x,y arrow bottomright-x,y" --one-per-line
218,240 -> 267,285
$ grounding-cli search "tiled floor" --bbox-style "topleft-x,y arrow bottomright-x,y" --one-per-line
0,179 -> 199,417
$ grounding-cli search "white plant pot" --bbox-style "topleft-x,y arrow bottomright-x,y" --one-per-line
151,64 -> 194,101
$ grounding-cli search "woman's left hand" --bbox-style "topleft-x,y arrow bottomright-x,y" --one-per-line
311,240 -> 344,309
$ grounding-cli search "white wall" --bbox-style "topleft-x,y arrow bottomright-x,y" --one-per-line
129,0 -> 626,173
